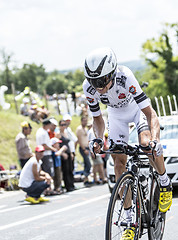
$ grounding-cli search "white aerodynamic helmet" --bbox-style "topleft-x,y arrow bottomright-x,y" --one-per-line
84,47 -> 117,89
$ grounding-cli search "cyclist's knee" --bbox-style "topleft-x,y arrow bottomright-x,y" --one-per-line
113,155 -> 127,176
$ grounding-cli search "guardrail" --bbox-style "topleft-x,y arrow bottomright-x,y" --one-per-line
154,95 -> 178,117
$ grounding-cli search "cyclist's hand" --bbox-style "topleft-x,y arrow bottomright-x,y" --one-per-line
149,140 -> 163,157
89,138 -> 104,155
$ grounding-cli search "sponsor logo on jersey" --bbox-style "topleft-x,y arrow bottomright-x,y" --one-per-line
107,94 -> 132,108
86,97 -> 94,103
118,93 -> 126,99
100,97 -> 110,104
116,75 -> 127,88
86,86 -> 96,95
129,85 -> 137,95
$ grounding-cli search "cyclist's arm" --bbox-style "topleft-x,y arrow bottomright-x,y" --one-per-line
141,105 -> 160,141
93,114 -> 105,139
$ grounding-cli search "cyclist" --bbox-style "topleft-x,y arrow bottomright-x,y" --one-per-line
83,47 -> 172,240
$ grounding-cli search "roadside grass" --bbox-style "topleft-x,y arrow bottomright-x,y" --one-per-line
0,107 -> 82,170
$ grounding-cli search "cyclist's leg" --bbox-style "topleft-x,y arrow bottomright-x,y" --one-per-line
108,116 -> 131,207
108,115 -> 134,225
112,154 -> 132,216
135,110 -> 172,213
135,109 -> 167,174
112,154 -> 127,181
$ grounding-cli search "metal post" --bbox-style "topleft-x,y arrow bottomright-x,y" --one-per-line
167,95 -> 173,115
173,95 -> 178,115
154,97 -> 161,117
160,96 -> 166,116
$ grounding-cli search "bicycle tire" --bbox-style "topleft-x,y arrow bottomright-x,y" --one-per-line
105,172 -> 142,240
148,176 -> 166,240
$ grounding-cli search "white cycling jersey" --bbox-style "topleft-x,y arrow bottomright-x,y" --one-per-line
83,65 -> 150,144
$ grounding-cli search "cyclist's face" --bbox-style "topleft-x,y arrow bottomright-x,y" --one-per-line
96,81 -> 112,94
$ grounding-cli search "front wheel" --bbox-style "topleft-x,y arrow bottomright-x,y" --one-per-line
105,172 -> 142,240
148,176 -> 166,240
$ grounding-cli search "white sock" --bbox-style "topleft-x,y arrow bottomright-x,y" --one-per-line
159,171 -> 170,186
125,207 -> 132,223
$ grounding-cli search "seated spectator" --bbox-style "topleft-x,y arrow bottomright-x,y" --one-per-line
15,121 -> 33,168
29,104 -> 40,123
20,97 -> 29,116
37,102 -> 50,120
51,137 -> 67,193
18,145 -> 52,204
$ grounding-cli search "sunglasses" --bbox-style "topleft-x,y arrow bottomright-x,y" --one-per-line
87,75 -> 111,89
60,124 -> 67,126
87,70 -> 115,89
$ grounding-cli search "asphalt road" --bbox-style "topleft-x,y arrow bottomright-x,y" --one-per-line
0,184 -> 178,240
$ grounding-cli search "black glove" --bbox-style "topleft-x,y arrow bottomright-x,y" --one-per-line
89,138 -> 104,155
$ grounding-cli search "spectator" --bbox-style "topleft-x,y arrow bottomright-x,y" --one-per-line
101,131 -> 110,178
36,119 -> 57,178
15,121 -> 33,168
20,97 -> 29,116
59,120 -> 75,192
18,145 -> 51,204
76,116 -> 92,186
87,122 -> 107,184
63,114 -> 78,162
37,102 -> 50,120
48,118 -> 58,139
29,104 -> 40,124
36,118 -> 59,195
50,137 -> 67,193
0,163 -> 8,190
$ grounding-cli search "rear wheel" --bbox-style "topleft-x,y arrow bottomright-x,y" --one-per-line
148,176 -> 166,240
105,172 -> 142,240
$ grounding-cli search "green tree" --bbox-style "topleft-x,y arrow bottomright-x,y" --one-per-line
13,63 -> 47,94
65,69 -> 84,93
44,71 -> 68,95
142,23 -> 178,95
139,67 -> 171,114
0,48 -> 14,91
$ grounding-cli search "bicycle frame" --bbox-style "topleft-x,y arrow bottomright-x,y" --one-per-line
129,152 -> 160,230
104,143 -> 166,240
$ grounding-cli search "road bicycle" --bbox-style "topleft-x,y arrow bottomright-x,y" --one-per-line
102,143 -> 166,240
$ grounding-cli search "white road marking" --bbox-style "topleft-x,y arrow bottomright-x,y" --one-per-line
0,205 -> 6,209
0,193 -> 110,231
0,205 -> 29,213
0,191 -> 21,200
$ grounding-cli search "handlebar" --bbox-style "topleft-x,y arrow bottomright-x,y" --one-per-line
100,143 -> 153,158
